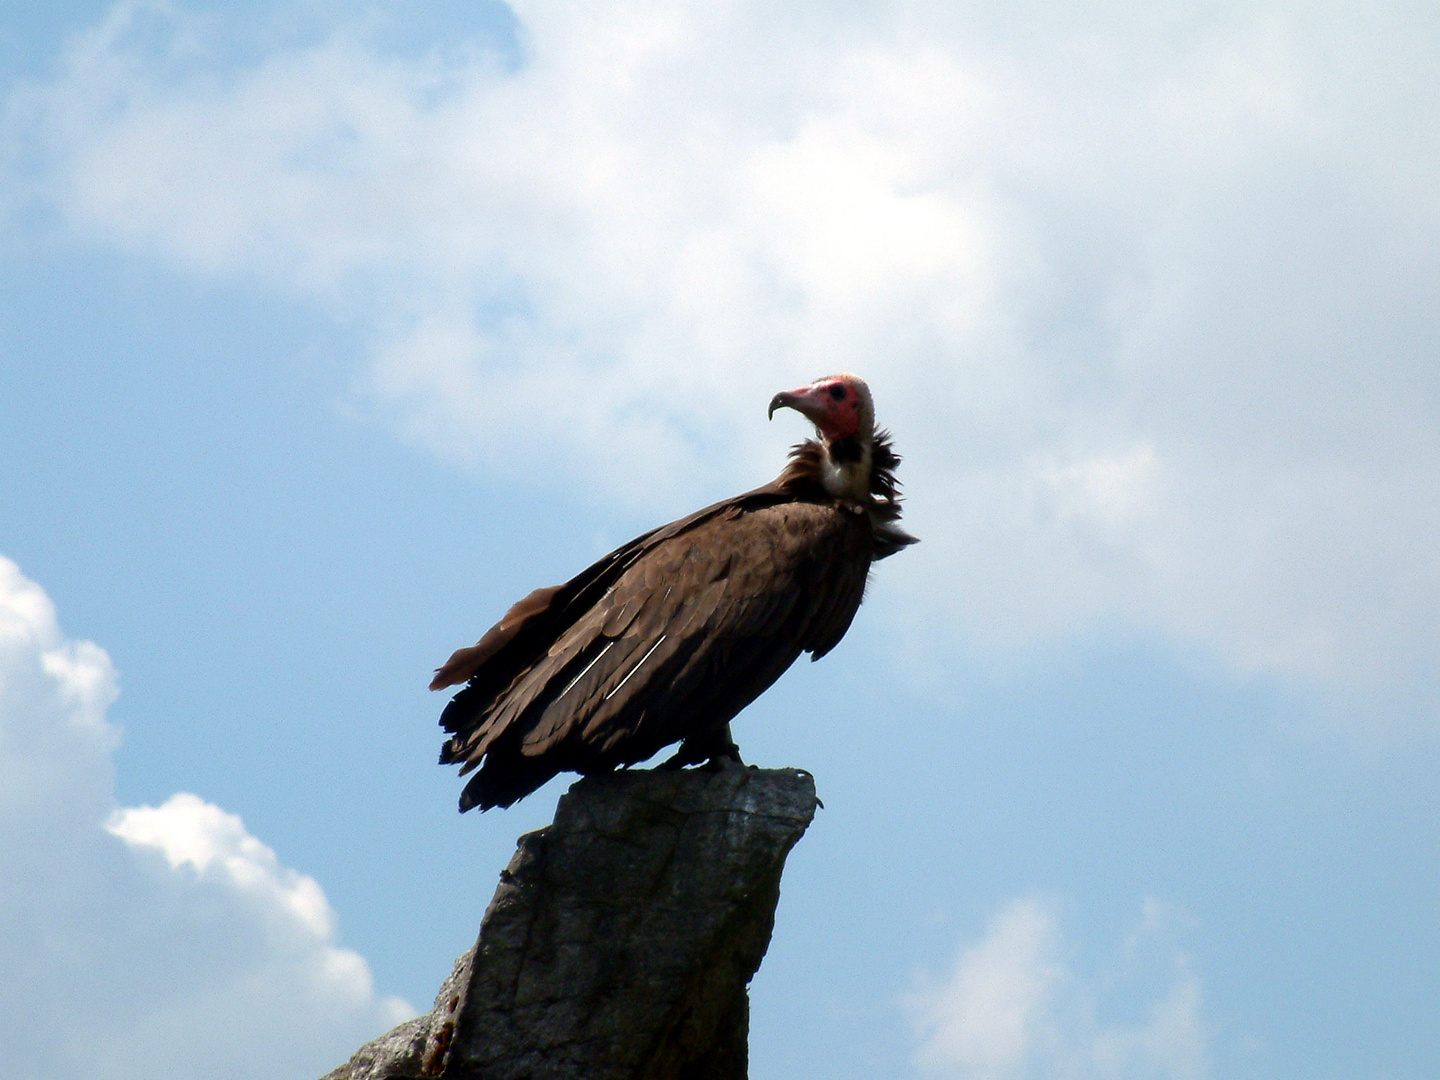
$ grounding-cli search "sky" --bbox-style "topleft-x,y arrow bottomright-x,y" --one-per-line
2,1 -> 1439,1077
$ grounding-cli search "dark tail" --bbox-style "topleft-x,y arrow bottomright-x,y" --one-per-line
459,752 -> 564,812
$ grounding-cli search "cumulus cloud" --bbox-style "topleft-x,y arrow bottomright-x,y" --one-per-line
910,897 -> 1208,1080
6,0 -> 1440,708
0,555 -> 410,1080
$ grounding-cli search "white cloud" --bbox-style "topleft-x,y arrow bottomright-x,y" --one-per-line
910,896 -> 1208,1080
7,0 -> 1440,712
0,555 -> 410,1080
911,899 -> 1065,1079
107,794 -> 346,955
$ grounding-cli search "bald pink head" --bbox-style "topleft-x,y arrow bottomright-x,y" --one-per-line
768,373 -> 874,442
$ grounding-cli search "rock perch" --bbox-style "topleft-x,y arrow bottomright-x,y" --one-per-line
323,767 -> 819,1080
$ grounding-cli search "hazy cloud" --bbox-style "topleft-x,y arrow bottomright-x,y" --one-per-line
6,0 -> 1440,711
0,555 -> 410,1080
910,896 -> 1208,1080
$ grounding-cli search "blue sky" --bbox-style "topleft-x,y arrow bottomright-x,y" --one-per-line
2,2 -> 1439,1078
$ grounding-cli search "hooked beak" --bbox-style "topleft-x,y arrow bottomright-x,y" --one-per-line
768,383 -> 828,425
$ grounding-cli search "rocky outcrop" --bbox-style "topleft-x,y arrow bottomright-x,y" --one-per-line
323,766 -> 819,1080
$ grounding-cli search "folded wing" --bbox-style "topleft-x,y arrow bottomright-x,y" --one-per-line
437,495 -> 870,810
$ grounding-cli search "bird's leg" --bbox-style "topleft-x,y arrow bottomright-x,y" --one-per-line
658,723 -> 746,771
701,723 -> 746,771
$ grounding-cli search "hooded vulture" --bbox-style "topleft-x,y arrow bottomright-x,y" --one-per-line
431,373 -> 917,811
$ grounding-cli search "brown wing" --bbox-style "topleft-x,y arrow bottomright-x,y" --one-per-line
438,498 -> 871,810
429,482 -> 803,698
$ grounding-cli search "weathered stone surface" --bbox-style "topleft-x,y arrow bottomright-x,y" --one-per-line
323,766 -> 818,1080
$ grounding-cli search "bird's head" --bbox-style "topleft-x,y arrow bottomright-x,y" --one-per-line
769,373 -> 876,500
768,373 -> 874,444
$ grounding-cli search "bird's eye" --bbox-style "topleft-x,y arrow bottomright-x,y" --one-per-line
829,384 -> 847,400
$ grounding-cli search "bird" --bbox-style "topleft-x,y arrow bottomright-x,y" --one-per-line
430,373 -> 917,811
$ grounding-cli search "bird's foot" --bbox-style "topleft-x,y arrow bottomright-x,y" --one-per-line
699,744 -> 747,772
659,728 -> 745,772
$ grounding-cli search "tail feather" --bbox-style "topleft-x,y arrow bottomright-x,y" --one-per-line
459,753 -> 564,812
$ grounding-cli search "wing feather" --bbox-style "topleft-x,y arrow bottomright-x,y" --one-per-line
440,493 -> 875,809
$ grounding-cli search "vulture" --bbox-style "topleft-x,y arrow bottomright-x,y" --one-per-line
431,373 -> 917,811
